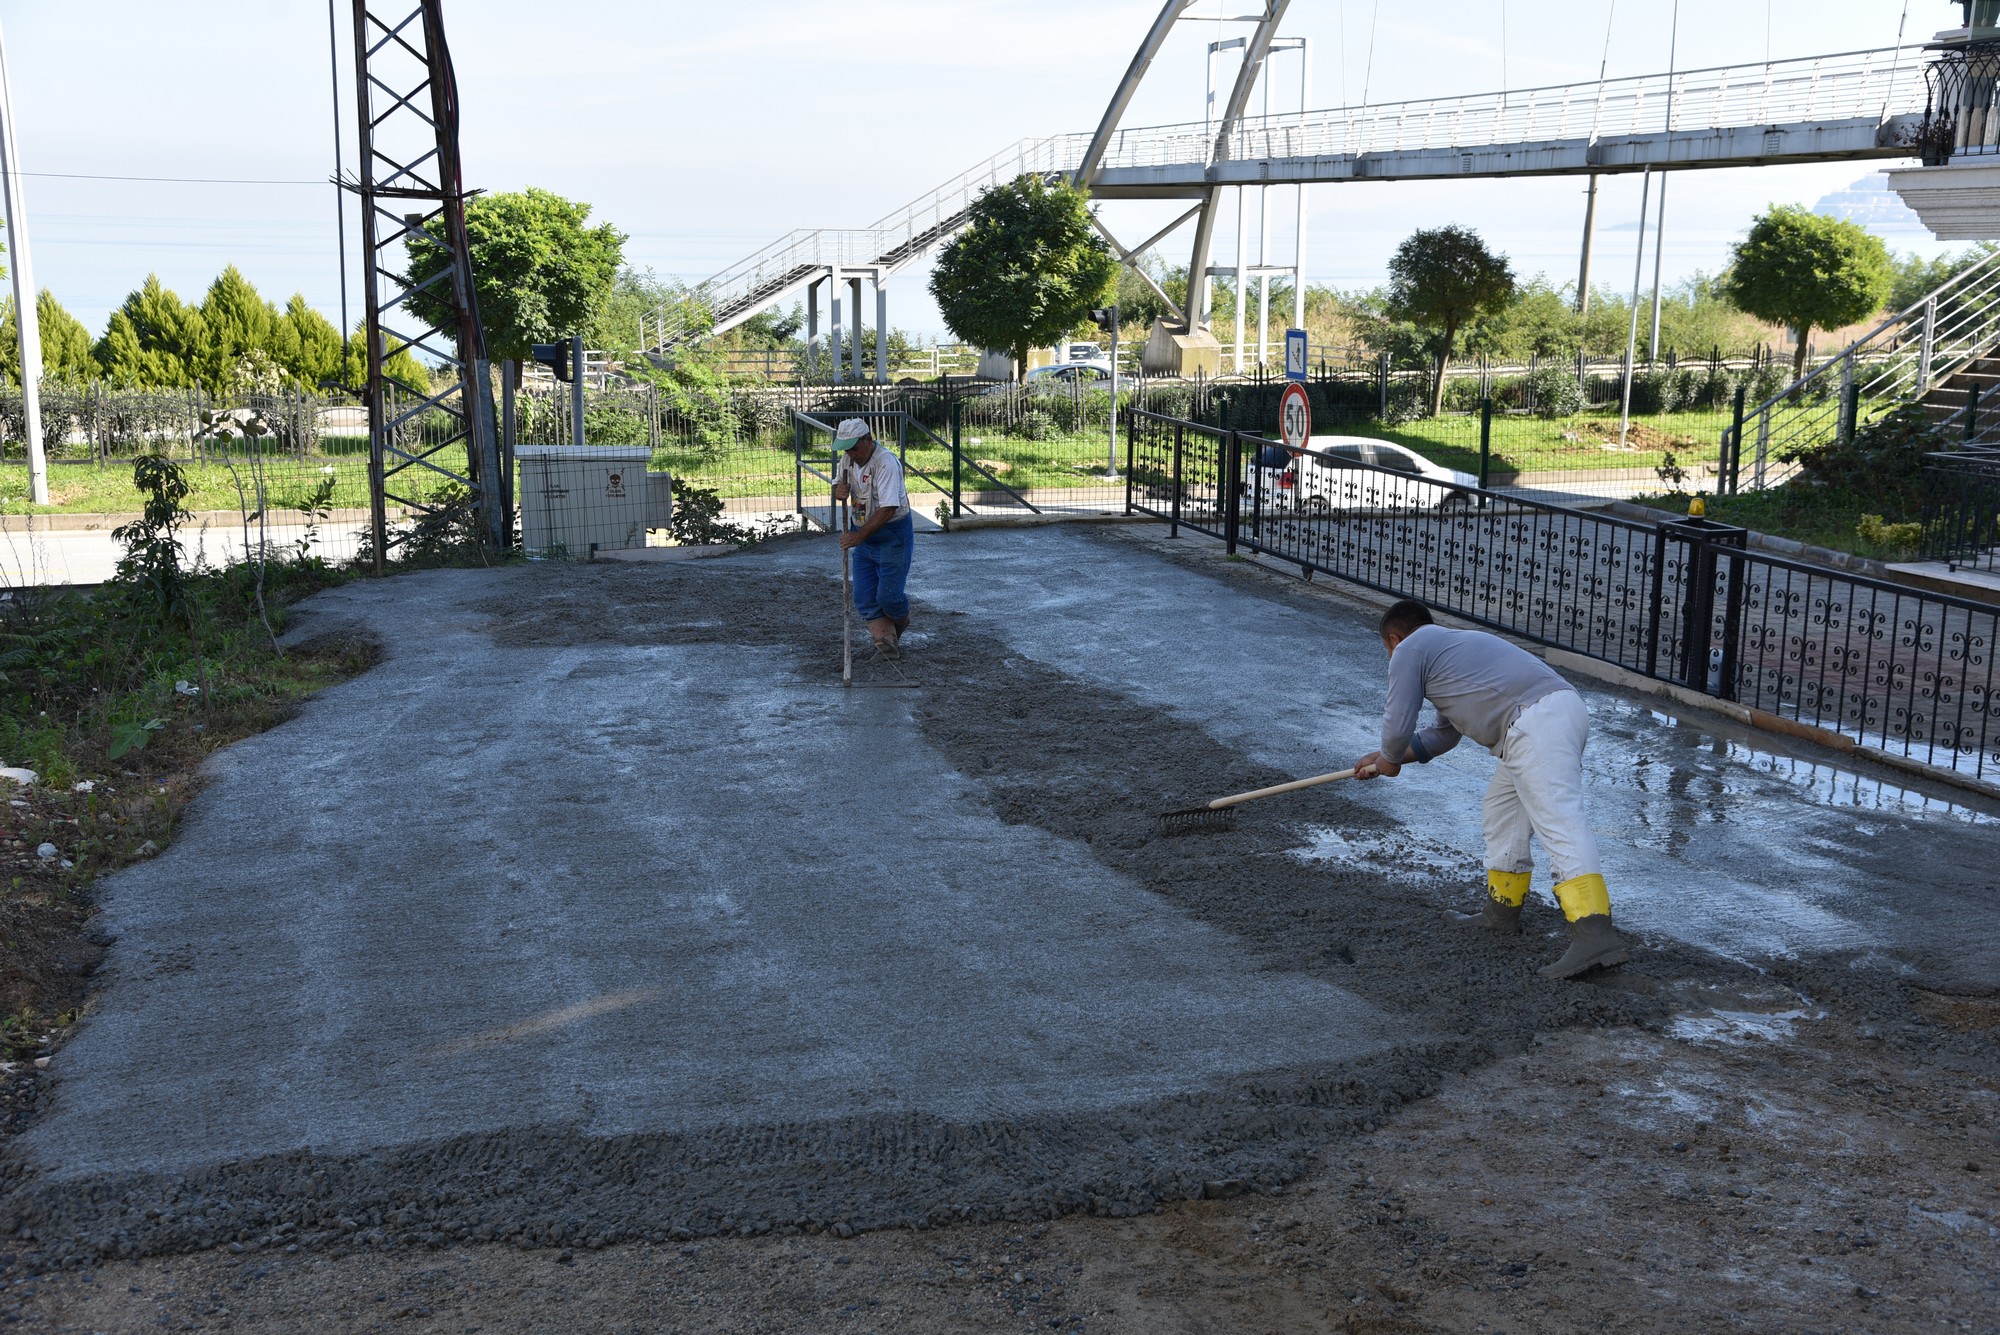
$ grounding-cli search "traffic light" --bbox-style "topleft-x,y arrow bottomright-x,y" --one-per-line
1090,306 -> 1118,326
530,342 -> 572,382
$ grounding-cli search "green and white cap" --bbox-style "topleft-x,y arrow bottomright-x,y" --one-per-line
835,418 -> 872,445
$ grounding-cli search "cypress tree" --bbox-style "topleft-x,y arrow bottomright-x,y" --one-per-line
0,290 -> 98,384
198,265 -> 280,391
94,276 -> 207,388
272,294 -> 344,389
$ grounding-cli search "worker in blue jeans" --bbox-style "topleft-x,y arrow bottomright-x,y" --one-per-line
831,418 -> 914,658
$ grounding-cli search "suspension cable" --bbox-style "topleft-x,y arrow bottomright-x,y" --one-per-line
1361,0 -> 1380,105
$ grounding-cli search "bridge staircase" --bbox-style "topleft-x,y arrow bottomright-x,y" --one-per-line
644,136 -> 1088,359
1729,246 -> 2000,486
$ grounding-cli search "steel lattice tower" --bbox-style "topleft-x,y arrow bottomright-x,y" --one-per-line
349,0 -> 503,570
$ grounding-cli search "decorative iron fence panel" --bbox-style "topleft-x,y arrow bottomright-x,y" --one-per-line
1126,409 -> 2000,781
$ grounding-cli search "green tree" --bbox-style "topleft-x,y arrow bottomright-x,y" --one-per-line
1383,225 -> 1516,414
1721,204 -> 1893,383
196,265 -> 280,391
0,290 -> 97,383
270,295 -> 345,389
586,266 -> 688,361
1472,278 -> 1581,360
94,275 -> 208,388
929,174 -> 1118,377
338,322 -> 428,395
406,187 -> 626,370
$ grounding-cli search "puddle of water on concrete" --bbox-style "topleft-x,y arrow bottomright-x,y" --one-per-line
1669,1008 -> 1819,1047
1626,704 -> 1997,824
1291,827 -> 1474,882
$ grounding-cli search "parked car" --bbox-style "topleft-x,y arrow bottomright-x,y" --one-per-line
1065,342 -> 1103,362
1025,361 -> 1113,383
1244,435 -> 1478,512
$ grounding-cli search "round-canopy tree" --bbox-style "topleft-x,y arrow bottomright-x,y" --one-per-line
1384,225 -> 1516,415
406,187 -> 625,373
929,174 -> 1118,378
1721,204 -> 1892,384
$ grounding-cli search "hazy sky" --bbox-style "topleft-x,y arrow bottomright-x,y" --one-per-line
0,0 -> 1955,343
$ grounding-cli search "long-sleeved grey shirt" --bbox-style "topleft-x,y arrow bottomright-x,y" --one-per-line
1381,624 -> 1573,762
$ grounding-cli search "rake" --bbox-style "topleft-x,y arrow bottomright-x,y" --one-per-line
1157,768 -> 1358,836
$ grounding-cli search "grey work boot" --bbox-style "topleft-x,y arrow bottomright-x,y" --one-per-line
1538,914 -> 1631,980
1454,896 -> 1524,934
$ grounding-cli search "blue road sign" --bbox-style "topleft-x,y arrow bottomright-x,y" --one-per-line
1285,328 -> 1308,382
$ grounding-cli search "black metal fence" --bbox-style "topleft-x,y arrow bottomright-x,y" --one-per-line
1921,447 -> 2000,572
1127,408 -> 2000,782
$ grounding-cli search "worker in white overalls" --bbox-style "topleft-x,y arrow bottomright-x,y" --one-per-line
1352,599 -> 1632,980
831,418 -> 914,657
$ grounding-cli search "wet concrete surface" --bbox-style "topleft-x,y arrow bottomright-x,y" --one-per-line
914,526 -> 2000,983
4,524 -> 1995,1264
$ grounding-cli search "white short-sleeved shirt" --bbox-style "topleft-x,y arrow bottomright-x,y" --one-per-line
837,446 -> 910,527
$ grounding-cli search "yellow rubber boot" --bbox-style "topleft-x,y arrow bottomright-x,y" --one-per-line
1456,870 -> 1529,934
1539,874 -> 1630,979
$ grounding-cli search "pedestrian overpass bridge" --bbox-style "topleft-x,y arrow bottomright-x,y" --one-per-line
648,38 -> 1930,363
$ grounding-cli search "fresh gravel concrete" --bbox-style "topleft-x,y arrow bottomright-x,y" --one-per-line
5,525 -> 1996,1267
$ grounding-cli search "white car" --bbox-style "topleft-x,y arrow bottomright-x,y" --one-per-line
1244,435 -> 1478,512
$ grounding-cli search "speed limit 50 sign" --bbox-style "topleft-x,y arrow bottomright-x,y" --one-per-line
1278,381 -> 1312,451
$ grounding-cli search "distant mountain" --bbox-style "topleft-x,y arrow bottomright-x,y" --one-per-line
1814,172 -> 1933,234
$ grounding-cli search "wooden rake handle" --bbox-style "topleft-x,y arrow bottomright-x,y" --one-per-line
1204,768 -> 1357,812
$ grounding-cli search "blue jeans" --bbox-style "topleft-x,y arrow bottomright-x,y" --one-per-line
850,513 -> 913,622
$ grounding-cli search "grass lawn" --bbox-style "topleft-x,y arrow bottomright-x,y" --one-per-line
1371,409 -> 1735,475
0,455 -> 418,517
1673,486 -> 1922,563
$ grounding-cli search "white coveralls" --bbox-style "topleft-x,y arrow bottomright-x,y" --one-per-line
1381,624 -> 1610,920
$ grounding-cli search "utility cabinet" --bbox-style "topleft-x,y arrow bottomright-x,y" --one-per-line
515,445 -> 671,557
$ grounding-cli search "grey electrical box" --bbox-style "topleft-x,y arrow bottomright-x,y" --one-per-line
516,445 -> 654,558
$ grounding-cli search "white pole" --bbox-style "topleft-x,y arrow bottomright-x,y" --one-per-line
1108,304 -> 1119,477
0,20 -> 47,505
1233,187 -> 1246,374
1619,170 -> 1652,446
1294,39 -> 1311,332
1647,175 -> 1669,362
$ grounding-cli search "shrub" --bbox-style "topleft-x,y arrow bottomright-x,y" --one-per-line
1137,382 -> 1193,419
1441,376 -> 1485,413
1017,407 -> 1056,441
1782,401 -> 1943,514
1382,380 -> 1430,425
1524,364 -> 1585,418
732,393 -> 792,442
1856,513 -> 1923,559
1628,368 -> 1686,415
1692,365 -> 1739,411
1741,362 -> 1790,405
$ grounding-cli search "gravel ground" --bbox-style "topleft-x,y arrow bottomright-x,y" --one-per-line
4,528 -> 1996,1331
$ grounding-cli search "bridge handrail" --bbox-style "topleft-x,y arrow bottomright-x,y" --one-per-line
1094,44 -> 1928,168
655,44 -> 1932,353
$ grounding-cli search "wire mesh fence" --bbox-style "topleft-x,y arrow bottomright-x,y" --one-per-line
0,341 -> 1912,585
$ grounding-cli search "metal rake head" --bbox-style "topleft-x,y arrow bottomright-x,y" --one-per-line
1156,806 -> 1239,837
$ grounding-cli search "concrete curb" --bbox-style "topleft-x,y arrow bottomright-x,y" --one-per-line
941,513 -> 1153,532
0,508 -> 386,534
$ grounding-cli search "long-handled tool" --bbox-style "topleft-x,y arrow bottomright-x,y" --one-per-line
1157,768 -> 1357,836
840,532 -> 854,688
